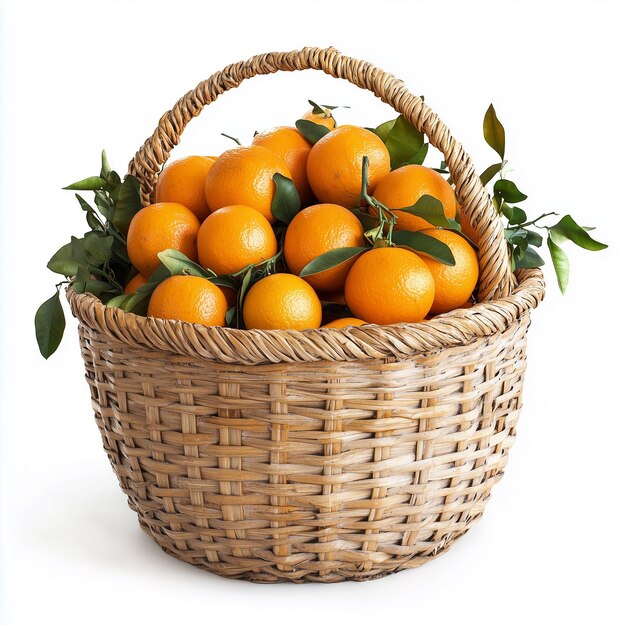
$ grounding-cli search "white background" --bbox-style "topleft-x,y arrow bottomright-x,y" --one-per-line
1,0 -> 625,624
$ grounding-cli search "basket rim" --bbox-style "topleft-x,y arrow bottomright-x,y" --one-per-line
68,268 -> 544,365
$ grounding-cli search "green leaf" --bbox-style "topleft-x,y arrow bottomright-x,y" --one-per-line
157,249 -> 216,278
395,194 -> 450,228
237,266 -> 254,324
107,170 -> 122,190
483,104 -> 505,160
494,179 -> 527,203
525,229 -> 543,247
81,279 -> 115,296
508,206 -> 527,226
82,232 -> 114,265
505,228 -> 526,245
35,290 -> 66,359
47,242 -> 79,276
209,275 -> 240,290
547,234 -> 570,294
63,176 -> 107,191
406,143 -> 429,166
94,190 -> 113,219
372,119 -> 396,143
308,99 -> 325,115
351,209 -> 380,231
75,194 -> 104,231
549,215 -> 608,251
107,294 -> 134,309
515,246 -> 545,269
100,150 -> 111,179
391,230 -> 455,266
295,119 -> 331,144
271,173 -> 301,224
112,175 -> 141,234
225,306 -> 237,326
380,116 -> 426,170
480,163 -> 502,187
300,247 -> 366,278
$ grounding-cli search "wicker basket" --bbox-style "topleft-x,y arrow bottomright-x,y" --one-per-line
68,47 -> 545,583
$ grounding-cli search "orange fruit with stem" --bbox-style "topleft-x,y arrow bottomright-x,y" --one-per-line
418,229 -> 479,314
322,317 -> 366,328
243,273 -> 322,330
284,203 -> 364,292
155,156 -> 215,221
345,246 -> 435,324
127,202 -> 200,277
300,106 -> 337,130
252,126 -> 314,205
204,145 -> 291,223
307,125 -> 390,209
372,164 -> 457,231
147,275 -> 227,326
197,204 -> 277,276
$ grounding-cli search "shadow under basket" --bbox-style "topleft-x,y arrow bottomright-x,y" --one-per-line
68,47 -> 545,583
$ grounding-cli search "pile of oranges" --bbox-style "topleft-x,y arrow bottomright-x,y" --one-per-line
124,106 -> 479,331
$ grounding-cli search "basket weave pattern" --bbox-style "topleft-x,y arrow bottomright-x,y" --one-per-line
69,47 -> 545,582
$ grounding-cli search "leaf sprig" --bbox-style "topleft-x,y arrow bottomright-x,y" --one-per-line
35,151 -> 141,358
481,105 -> 607,292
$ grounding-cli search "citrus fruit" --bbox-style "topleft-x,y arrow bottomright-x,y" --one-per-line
307,125 -> 390,208
204,145 -> 291,223
123,272 -> 148,294
345,246 -> 435,324
300,106 -> 336,130
283,203 -> 364,292
243,273 -> 322,330
372,164 -> 457,231
155,156 -> 215,221
321,317 -> 366,328
197,204 -> 277,276
127,202 -> 200,277
419,229 -> 479,314
252,126 -> 314,205
147,275 -> 227,326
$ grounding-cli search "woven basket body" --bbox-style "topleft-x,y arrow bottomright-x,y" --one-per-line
69,47 -> 544,583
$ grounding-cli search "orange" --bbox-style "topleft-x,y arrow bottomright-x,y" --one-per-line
307,125 -> 390,209
372,164 -> 457,231
204,145 -> 291,223
155,156 -> 215,221
419,229 -> 479,315
322,317 -> 366,328
147,275 -> 227,326
284,203 -> 364,292
197,205 -> 277,276
300,106 -> 336,130
252,126 -> 314,205
127,202 -> 200,277
123,272 -> 148,294
345,247 -> 435,324
243,273 -> 322,330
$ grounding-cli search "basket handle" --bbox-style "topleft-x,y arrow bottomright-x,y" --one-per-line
129,46 -> 515,301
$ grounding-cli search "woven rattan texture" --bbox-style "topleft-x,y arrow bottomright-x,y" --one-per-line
78,314 -> 530,582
